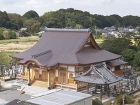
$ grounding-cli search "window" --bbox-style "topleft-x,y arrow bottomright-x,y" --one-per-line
115,66 -> 120,70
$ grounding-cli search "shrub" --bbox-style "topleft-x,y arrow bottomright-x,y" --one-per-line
138,99 -> 140,105
92,98 -> 102,105
115,94 -> 134,105
0,51 -> 17,66
105,101 -> 112,105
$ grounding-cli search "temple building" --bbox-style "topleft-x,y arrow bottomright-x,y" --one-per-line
11,28 -> 127,92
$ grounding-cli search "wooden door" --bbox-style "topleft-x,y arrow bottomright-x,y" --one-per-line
42,71 -> 48,81
50,69 -> 55,81
59,70 -> 66,84
35,71 -> 39,79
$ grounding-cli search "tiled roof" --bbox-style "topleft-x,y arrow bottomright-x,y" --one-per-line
74,63 -> 123,84
106,59 -> 128,66
12,29 -> 120,67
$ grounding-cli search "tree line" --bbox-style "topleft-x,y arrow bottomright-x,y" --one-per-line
1,8 -> 140,34
101,36 -> 140,68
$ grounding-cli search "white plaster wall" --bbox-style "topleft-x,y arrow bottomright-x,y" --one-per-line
55,69 -> 58,77
39,70 -> 42,74
111,67 -> 115,71
69,97 -> 92,105
60,65 -> 67,68
120,65 -> 124,69
68,66 -> 75,72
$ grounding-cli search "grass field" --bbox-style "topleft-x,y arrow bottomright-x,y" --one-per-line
0,36 -> 39,52
0,36 -> 39,44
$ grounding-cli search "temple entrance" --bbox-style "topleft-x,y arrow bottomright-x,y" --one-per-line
50,69 -> 55,82
34,70 -> 48,81
42,71 -> 48,81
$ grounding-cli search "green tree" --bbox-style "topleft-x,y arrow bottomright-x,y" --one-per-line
0,52 -> 13,66
134,36 -> 140,50
121,49 -> 136,65
0,11 -> 11,28
23,10 -> 39,19
101,38 -> 132,54
133,51 -> 140,67
23,18 -> 36,34
8,13 -> 21,30
122,15 -> 140,27
0,28 -> 4,40
31,22 -> 41,33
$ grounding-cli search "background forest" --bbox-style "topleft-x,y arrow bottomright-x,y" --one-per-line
1,8 -> 140,34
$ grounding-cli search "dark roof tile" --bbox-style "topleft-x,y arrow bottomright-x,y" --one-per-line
12,29 -> 120,67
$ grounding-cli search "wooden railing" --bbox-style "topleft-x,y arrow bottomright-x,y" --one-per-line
77,82 -> 87,91
55,83 -> 77,90
77,82 -> 94,92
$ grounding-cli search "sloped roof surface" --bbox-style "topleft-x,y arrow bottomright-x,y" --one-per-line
106,59 -> 128,66
12,29 -> 120,67
76,46 -> 120,65
74,63 -> 123,84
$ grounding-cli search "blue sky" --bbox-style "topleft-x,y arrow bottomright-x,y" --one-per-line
0,0 -> 140,16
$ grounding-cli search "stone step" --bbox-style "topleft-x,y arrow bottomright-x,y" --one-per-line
32,80 -> 48,88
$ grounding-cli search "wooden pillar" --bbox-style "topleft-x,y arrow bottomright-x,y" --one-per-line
118,81 -> 121,93
95,84 -> 97,93
86,83 -> 89,93
28,66 -> 31,86
58,65 -> 60,83
47,69 -> 50,89
78,66 -> 79,75
74,66 -> 76,84
100,85 -> 103,100
66,66 -> 68,84
107,84 -> 110,97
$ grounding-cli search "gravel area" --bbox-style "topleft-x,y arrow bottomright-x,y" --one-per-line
0,90 -> 31,104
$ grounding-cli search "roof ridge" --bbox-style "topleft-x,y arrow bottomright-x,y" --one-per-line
45,28 -> 90,32
32,50 -> 51,58
102,62 -> 118,79
93,66 -> 108,83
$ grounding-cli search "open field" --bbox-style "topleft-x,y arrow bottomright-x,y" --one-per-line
0,36 -> 39,52
0,37 -> 136,52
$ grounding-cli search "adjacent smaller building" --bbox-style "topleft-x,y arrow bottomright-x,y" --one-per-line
27,89 -> 92,105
